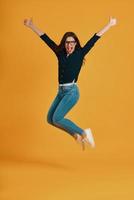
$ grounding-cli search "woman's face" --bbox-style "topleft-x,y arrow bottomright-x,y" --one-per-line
65,36 -> 77,55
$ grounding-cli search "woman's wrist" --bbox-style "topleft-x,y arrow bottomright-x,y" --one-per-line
29,23 -> 35,30
29,24 -> 44,36
96,23 -> 112,36
107,23 -> 112,28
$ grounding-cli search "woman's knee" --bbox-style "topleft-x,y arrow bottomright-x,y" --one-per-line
46,113 -> 53,124
52,114 -> 61,125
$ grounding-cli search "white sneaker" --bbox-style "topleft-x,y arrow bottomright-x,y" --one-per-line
84,128 -> 95,148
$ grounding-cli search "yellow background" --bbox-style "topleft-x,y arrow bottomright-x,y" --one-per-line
1,0 -> 134,199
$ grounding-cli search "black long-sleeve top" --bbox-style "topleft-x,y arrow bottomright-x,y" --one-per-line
40,32 -> 101,84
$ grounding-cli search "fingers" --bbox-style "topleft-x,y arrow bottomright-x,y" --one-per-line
24,19 -> 27,25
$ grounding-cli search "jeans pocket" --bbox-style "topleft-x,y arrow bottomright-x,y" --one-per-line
62,85 -> 74,92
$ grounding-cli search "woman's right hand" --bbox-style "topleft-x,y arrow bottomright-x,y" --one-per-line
24,18 -> 44,36
24,17 -> 33,28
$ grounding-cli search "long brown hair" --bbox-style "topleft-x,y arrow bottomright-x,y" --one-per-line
56,32 -> 85,65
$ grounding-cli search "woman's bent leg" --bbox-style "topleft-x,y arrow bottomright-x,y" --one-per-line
52,87 -> 84,135
46,91 -> 77,137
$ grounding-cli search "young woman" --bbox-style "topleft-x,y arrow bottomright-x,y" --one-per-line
24,17 -> 117,150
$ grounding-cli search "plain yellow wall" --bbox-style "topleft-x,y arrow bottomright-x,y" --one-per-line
0,0 -> 134,162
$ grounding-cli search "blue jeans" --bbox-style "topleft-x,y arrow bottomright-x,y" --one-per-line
47,83 -> 84,137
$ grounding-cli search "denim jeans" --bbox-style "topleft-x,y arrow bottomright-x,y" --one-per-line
47,83 -> 84,137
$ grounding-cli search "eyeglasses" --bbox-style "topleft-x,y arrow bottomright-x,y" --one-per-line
65,40 -> 76,44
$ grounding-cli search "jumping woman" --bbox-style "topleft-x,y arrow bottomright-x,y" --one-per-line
24,16 -> 117,150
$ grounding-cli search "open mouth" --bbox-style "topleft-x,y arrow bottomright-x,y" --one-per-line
67,47 -> 73,52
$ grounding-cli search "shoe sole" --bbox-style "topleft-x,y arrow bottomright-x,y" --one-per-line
85,128 -> 95,148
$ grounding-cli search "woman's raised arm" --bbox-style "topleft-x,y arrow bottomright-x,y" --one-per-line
24,17 -> 44,36
96,16 -> 117,36
81,16 -> 117,56
24,17 -> 58,55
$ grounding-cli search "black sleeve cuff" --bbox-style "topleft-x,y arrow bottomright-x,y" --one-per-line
94,33 -> 101,38
40,33 -> 46,38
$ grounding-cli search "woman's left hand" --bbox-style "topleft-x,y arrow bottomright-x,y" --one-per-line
109,16 -> 117,26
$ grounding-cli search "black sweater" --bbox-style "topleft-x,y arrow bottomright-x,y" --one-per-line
40,33 -> 101,84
